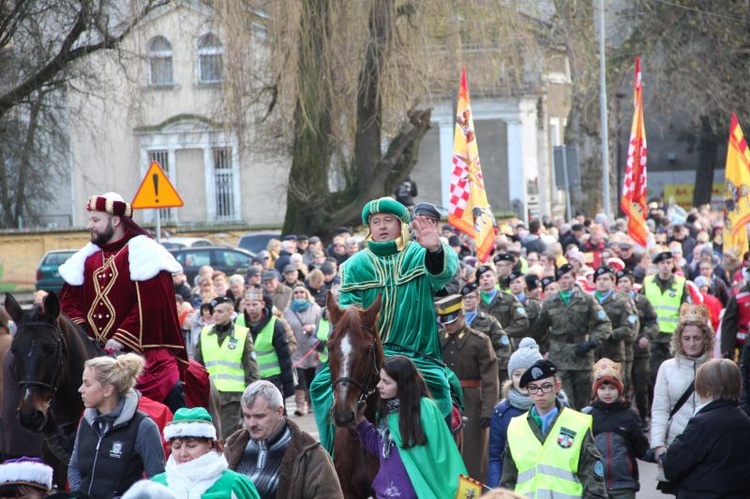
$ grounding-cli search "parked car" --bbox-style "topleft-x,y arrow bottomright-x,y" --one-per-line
237,230 -> 281,254
35,250 -> 76,293
160,237 -> 214,250
169,246 -> 256,284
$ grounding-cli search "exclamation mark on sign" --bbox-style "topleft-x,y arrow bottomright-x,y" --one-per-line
153,174 -> 159,204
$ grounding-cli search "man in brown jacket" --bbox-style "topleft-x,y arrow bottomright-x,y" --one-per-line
438,294 -> 499,481
225,380 -> 343,499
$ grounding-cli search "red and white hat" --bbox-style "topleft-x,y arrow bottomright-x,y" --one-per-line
86,192 -> 132,218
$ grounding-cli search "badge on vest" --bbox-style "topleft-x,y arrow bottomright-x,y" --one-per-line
228,338 -> 238,350
557,427 -> 577,449
110,441 -> 124,458
669,289 -> 677,298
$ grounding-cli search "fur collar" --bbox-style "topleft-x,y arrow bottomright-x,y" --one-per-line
164,450 -> 228,497
59,235 -> 182,285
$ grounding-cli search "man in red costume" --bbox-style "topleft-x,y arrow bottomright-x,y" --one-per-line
59,192 -> 188,412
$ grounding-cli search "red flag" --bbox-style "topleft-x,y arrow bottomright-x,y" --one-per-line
448,68 -> 496,262
621,57 -> 651,248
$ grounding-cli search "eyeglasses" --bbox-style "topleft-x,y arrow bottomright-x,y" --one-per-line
526,383 -> 555,394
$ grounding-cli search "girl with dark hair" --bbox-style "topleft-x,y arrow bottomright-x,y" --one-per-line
355,355 -> 466,498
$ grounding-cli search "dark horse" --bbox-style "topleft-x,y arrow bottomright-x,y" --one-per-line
5,292 -> 100,487
327,293 -> 383,499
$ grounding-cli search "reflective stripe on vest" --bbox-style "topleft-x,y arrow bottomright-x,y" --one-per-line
643,275 -> 685,334
254,316 -> 281,378
507,408 -> 592,498
200,324 -> 249,393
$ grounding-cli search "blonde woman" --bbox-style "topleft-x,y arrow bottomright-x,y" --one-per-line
69,353 -> 165,498
283,285 -> 322,415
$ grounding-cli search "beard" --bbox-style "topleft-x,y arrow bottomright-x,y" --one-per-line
91,219 -> 115,246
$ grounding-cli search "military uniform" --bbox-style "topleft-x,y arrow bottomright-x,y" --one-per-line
630,292 -> 659,421
594,290 -> 639,389
468,311 -> 511,385
516,294 -> 544,353
441,325 -> 498,481
479,290 -> 530,349
530,290 -> 612,410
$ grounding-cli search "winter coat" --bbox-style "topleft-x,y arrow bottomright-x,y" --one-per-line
663,399 -> 750,498
650,352 -> 710,450
225,418 -> 343,499
582,399 -> 650,492
283,302 -> 322,370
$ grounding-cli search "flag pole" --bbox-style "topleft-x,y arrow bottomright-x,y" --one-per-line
598,0 -> 611,218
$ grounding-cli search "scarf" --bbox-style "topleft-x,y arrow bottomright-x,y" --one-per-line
291,299 -> 311,312
236,421 -> 292,498
481,288 -> 498,306
464,309 -> 478,326
594,290 -> 612,304
558,290 -> 573,305
377,398 -> 401,459
506,387 -> 534,411
531,405 -> 559,435
164,450 -> 228,498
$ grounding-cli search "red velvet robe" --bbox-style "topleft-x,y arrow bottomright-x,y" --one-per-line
59,232 -> 188,403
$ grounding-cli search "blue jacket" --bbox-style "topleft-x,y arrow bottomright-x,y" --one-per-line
487,399 -> 525,487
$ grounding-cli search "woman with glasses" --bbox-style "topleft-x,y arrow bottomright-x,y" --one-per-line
500,359 -> 607,498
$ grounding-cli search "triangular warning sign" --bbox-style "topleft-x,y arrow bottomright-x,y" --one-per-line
132,162 -> 184,209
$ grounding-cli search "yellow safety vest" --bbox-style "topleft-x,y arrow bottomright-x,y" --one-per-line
507,407 -> 592,498
254,316 -> 281,378
643,275 -> 685,334
316,317 -> 330,364
200,324 -> 249,393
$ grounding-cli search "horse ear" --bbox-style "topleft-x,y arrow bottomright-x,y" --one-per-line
42,292 -> 61,320
363,294 -> 382,324
4,293 -> 23,323
326,291 -> 343,325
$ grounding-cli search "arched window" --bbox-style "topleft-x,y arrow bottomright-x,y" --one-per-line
148,36 -> 173,86
197,33 -> 223,84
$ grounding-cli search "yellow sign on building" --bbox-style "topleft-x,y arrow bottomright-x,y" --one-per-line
662,183 -> 723,210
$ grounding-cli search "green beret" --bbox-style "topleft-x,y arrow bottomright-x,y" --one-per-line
361,197 -> 410,225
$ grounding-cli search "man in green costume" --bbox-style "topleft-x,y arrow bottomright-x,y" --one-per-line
310,197 -> 460,453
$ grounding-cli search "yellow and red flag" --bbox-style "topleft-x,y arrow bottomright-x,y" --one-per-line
620,56 -> 651,248
448,67 -> 496,262
723,113 -> 750,255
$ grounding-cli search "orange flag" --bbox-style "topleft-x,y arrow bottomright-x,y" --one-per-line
620,57 -> 651,248
448,67 -> 496,262
723,113 -> 750,255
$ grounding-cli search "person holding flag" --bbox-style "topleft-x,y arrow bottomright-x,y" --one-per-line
448,67 -> 497,262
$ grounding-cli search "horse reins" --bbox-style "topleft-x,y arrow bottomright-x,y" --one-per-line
17,321 -> 66,393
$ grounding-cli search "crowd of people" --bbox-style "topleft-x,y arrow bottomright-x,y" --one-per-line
3,192 -> 750,498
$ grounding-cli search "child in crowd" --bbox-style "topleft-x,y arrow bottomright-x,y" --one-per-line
583,358 -> 653,499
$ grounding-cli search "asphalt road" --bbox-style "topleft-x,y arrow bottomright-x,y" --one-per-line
287,397 -> 665,497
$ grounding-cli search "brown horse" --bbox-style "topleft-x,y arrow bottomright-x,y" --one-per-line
327,293 -> 383,499
5,292 -> 101,487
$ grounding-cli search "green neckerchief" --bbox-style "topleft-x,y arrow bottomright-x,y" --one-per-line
594,289 -> 613,304
367,236 -> 405,256
481,286 -> 499,305
558,289 -> 573,305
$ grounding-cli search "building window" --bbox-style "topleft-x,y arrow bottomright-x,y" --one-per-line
213,147 -> 234,220
197,33 -> 223,84
148,36 -> 173,86
148,150 -> 175,222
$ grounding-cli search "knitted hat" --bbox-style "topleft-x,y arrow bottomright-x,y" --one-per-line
361,197 -> 410,225
0,457 -> 53,491
592,357 -> 624,395
86,192 -> 133,218
163,407 -> 217,441
508,337 -> 543,378
244,288 -> 264,302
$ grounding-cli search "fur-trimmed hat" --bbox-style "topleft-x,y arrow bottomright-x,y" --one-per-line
86,192 -> 133,218
361,197 -> 410,225
0,457 -> 53,491
592,357 -> 624,395
508,337 -> 543,378
163,407 -> 217,441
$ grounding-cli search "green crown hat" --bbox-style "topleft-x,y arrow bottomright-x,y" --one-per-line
361,197 -> 410,226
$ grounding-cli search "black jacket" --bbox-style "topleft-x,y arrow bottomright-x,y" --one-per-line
245,302 -> 295,398
582,399 -> 651,491
663,399 -> 750,498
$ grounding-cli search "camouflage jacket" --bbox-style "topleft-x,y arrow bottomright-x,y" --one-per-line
594,291 -> 639,362
631,292 -> 659,359
469,310 -> 511,369
479,289 -> 530,346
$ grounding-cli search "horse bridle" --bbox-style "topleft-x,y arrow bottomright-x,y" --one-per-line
331,327 -> 381,405
17,321 -> 66,393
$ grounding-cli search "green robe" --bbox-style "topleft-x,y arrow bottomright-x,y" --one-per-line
390,397 -> 467,498
152,468 -> 260,498
310,238 -> 460,453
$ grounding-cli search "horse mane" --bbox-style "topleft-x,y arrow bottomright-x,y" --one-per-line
329,304 -> 382,347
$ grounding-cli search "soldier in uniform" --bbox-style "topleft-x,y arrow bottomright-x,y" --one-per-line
461,282 -> 511,385
591,265 -> 639,393
617,269 -> 659,427
641,250 -> 690,394
494,253 -> 516,291
438,294 -> 499,481
530,264 -> 612,410
508,269 -> 542,334
476,265 -> 530,350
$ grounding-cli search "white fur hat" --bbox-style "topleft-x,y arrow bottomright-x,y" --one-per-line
163,407 -> 217,441
0,457 -> 53,491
